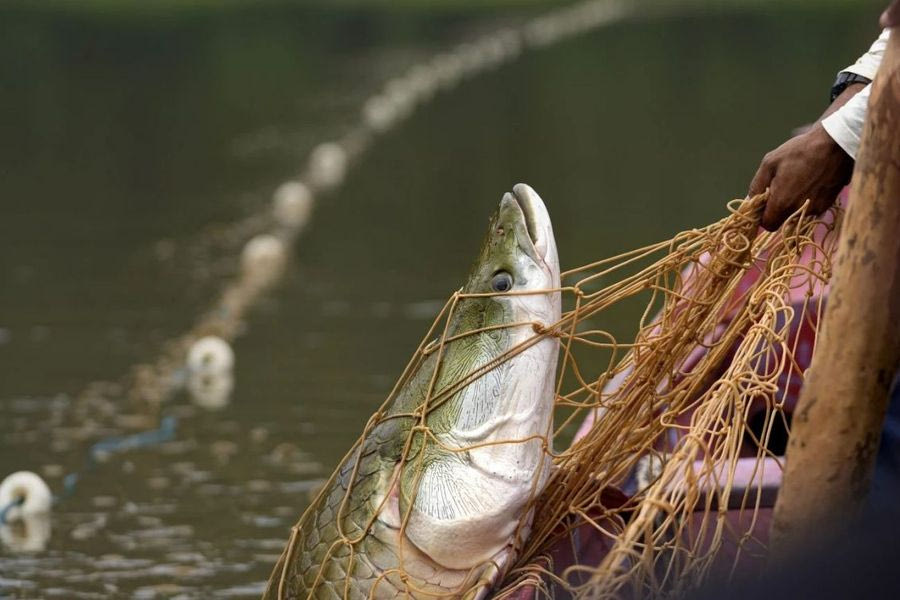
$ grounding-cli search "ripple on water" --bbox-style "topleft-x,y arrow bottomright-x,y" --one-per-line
213,581 -> 269,598
1,3 -> 859,598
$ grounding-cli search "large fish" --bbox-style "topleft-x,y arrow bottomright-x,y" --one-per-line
264,184 -> 561,599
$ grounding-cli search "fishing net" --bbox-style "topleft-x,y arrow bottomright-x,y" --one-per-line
494,192 -> 838,599
268,191 -> 840,599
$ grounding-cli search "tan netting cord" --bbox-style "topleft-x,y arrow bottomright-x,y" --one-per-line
499,192 -> 837,598
271,191 -> 841,599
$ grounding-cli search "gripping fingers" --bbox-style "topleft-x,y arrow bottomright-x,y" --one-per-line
760,181 -> 792,232
748,158 -> 776,199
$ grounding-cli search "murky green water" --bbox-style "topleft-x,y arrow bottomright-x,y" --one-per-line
0,3 -> 884,597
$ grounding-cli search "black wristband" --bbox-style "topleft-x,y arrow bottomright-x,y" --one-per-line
830,72 -> 872,102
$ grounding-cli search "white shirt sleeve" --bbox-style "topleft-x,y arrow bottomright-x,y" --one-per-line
820,29 -> 890,159
841,28 -> 891,80
821,85 -> 871,159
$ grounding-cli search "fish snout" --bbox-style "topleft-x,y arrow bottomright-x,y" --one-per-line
509,185 -> 559,292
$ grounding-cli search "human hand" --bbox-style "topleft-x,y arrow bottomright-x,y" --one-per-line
747,123 -> 855,231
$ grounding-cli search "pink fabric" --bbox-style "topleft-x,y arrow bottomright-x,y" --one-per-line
574,191 -> 845,442
514,192 -> 848,597
502,487 -> 629,600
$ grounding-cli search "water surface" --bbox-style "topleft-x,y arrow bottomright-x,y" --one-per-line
0,3 -> 884,597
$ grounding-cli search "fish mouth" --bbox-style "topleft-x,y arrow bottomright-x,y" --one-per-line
506,183 -> 550,261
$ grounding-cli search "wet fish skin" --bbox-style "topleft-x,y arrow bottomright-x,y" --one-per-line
265,184 -> 561,599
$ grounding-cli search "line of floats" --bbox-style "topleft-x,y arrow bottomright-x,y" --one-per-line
0,0 -> 629,553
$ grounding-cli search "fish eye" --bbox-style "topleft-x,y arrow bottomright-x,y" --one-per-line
491,271 -> 513,293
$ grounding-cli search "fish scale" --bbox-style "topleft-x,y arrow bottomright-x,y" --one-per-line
265,185 -> 561,599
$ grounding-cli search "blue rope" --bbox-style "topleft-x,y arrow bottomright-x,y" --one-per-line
55,415 -> 178,504
89,415 -> 177,459
0,416 -> 179,522
0,496 -> 25,525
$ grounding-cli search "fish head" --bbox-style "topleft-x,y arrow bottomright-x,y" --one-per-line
396,185 -> 561,572
462,183 -> 560,324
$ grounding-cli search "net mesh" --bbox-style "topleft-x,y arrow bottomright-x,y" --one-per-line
268,192 -> 841,599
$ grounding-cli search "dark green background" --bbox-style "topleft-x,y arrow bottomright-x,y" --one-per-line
0,1 -> 885,596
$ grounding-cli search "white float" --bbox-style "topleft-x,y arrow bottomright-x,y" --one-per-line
476,36 -> 507,70
525,16 -> 563,48
187,371 -> 234,410
0,513 -> 51,553
363,94 -> 397,133
405,64 -> 437,102
0,471 -> 52,523
384,77 -> 417,119
431,53 -> 464,90
186,336 -> 234,375
307,142 -> 348,190
272,181 -> 313,229
241,234 -> 287,286
455,42 -> 486,77
495,29 -> 522,60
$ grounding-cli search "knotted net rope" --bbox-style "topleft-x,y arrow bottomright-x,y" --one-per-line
270,192 -> 839,599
